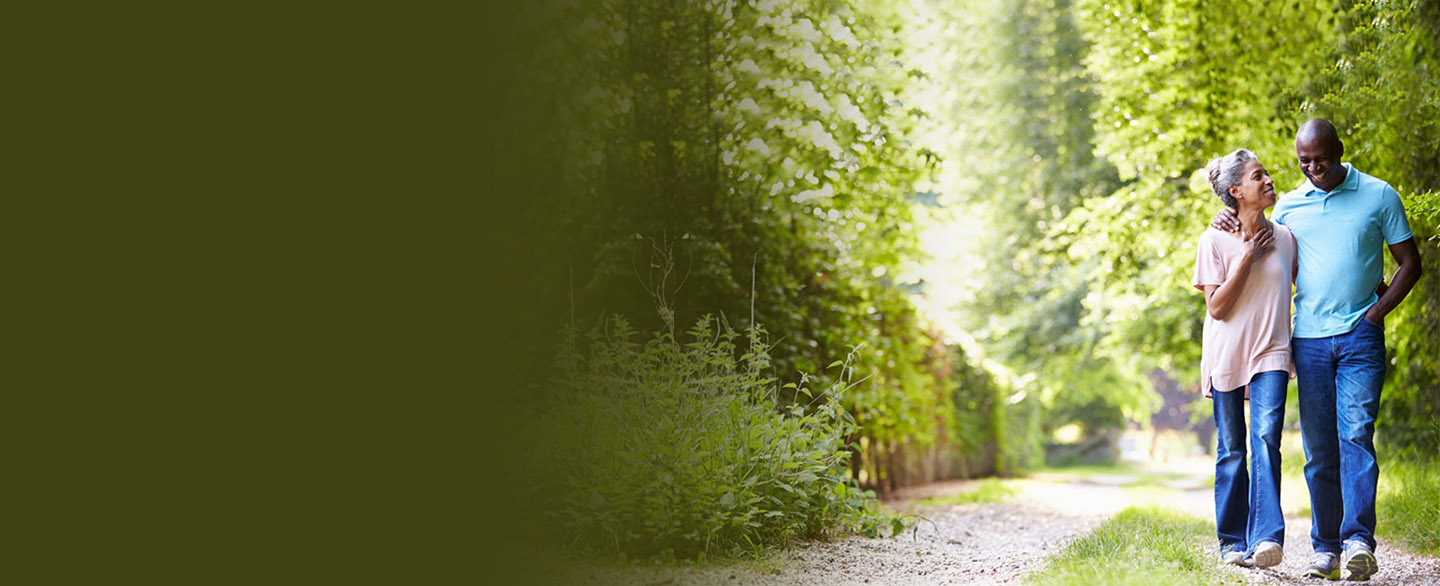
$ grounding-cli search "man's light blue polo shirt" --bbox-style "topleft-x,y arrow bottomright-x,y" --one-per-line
1273,163 -> 1414,338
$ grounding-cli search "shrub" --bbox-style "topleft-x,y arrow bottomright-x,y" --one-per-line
534,315 -> 890,560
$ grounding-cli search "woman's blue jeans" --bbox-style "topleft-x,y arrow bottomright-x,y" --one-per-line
1213,370 -> 1287,555
1293,319 -> 1386,554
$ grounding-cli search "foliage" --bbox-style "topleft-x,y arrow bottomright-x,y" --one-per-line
513,0 -> 1018,495
535,315 -> 894,559
1027,507 -> 1247,586
908,0 -> 1158,444
999,384 -> 1046,473
945,342 -> 1043,475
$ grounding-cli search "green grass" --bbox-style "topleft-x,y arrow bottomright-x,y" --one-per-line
1033,461 -> 1145,477
1034,461 -> 1195,489
1027,507 -> 1246,586
1377,455 -> 1440,555
1122,471 -> 1194,489
1278,435 -> 1311,516
916,478 -> 1017,506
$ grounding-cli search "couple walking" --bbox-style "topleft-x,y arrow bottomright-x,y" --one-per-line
1194,119 -> 1422,580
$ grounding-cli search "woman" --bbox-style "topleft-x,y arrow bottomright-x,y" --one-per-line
1193,148 -> 1296,568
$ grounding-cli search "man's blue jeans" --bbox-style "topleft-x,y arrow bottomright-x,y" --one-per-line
1294,319 -> 1386,554
1213,370 -> 1288,555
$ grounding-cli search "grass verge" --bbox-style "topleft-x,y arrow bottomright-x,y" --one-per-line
1377,454 -> 1440,555
1033,462 -> 1196,489
1026,507 -> 1246,586
916,478 -> 1017,507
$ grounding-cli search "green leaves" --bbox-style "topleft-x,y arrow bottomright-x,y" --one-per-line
532,0 -> 951,487
890,516 -> 908,539
536,315 -> 889,559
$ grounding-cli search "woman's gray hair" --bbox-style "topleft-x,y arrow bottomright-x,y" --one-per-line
1205,148 -> 1257,209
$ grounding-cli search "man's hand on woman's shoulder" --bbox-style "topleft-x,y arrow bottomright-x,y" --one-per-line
1212,209 -> 1241,233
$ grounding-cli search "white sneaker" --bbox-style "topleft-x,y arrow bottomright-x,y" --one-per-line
1341,541 -> 1377,581
1303,551 -> 1340,580
1247,541 -> 1283,568
1222,547 -> 1249,566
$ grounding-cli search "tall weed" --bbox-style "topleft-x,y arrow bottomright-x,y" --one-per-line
534,315 -> 890,559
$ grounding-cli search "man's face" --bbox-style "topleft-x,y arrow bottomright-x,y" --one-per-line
1295,135 -> 1344,192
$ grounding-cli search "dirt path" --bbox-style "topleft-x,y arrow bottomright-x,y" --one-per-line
553,474 -> 1159,585
554,467 -> 1439,585
556,498 -> 1100,586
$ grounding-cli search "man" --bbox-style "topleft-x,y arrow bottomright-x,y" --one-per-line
1214,118 -> 1422,581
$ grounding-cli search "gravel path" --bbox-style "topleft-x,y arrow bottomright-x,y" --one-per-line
557,499 -> 1099,586
1227,515 -> 1440,585
553,472 -> 1440,585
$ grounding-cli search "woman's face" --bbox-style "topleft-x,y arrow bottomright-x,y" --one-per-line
1231,160 -> 1276,209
